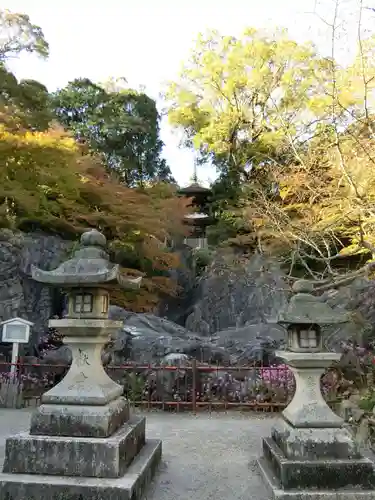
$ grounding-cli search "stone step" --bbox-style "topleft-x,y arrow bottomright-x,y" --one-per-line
257,455 -> 375,500
3,416 -> 146,478
0,438 -> 162,500
262,436 -> 375,490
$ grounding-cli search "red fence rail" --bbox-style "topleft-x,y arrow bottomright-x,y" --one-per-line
0,360 -> 340,413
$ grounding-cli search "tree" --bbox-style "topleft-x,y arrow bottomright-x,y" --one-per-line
52,78 -> 174,186
0,9 -> 49,62
0,64 -> 52,131
234,24 -> 375,285
0,121 -> 189,311
165,16 -> 375,290
0,7 -> 189,312
0,9 -> 51,131
165,28 -> 334,190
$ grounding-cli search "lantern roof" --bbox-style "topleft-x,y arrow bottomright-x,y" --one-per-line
272,280 -> 349,326
31,229 -> 142,290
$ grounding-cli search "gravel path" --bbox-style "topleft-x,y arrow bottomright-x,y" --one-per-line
0,408 -> 275,500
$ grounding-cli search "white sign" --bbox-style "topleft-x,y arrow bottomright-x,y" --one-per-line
1,318 -> 33,344
1,317 -> 34,376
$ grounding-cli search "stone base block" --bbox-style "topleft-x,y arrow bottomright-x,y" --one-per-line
257,456 -> 375,500
3,416 -> 145,478
271,418 -> 361,460
0,439 -> 162,500
262,437 -> 375,489
30,396 -> 129,438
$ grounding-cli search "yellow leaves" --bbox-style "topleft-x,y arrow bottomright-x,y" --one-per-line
338,244 -> 361,256
243,27 -> 258,38
307,94 -> 332,114
252,217 -> 266,229
78,175 -> 90,184
0,124 -> 76,156
241,113 -> 375,274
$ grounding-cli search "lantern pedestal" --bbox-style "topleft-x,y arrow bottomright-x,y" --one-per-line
279,351 -> 343,428
28,318 -> 132,438
257,351 -> 375,499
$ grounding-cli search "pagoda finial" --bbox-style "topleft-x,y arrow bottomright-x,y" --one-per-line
192,160 -> 198,184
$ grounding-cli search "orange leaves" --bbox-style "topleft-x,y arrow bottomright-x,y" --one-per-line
0,125 -> 190,311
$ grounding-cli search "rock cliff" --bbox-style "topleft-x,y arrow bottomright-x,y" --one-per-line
0,230 -> 71,344
185,251 -> 289,335
0,230 -> 374,365
184,249 -> 375,352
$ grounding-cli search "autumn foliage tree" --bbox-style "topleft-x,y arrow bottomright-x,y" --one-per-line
244,123 -> 375,279
242,13 -> 375,283
0,120 -> 190,310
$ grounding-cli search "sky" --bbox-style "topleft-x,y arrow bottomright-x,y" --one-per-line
4,0 -> 372,186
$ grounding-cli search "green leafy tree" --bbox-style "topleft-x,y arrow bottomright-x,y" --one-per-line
165,28 -> 334,189
0,9 -> 51,130
0,64 -> 52,131
0,9 -> 49,61
52,78 -> 174,186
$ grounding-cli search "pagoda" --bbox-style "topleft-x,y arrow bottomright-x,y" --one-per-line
178,162 -> 213,249
0,229 -> 161,500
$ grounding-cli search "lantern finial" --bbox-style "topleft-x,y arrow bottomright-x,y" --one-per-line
80,229 -> 107,248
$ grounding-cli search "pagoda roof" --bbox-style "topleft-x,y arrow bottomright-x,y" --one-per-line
178,182 -> 212,195
31,229 -> 142,290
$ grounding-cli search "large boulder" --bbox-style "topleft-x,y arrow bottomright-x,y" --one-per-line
106,307 -> 284,365
185,251 -> 290,335
183,249 -> 375,353
321,278 -> 375,350
211,323 -> 286,365
108,308 -> 219,364
3,228 -> 373,367
158,245 -> 197,325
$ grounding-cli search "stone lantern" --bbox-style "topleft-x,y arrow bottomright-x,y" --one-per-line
258,279 -> 375,500
0,229 -> 162,500
281,281 -> 324,353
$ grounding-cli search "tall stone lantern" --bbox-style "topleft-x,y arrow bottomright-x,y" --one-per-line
258,280 -> 375,500
0,229 -> 162,500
